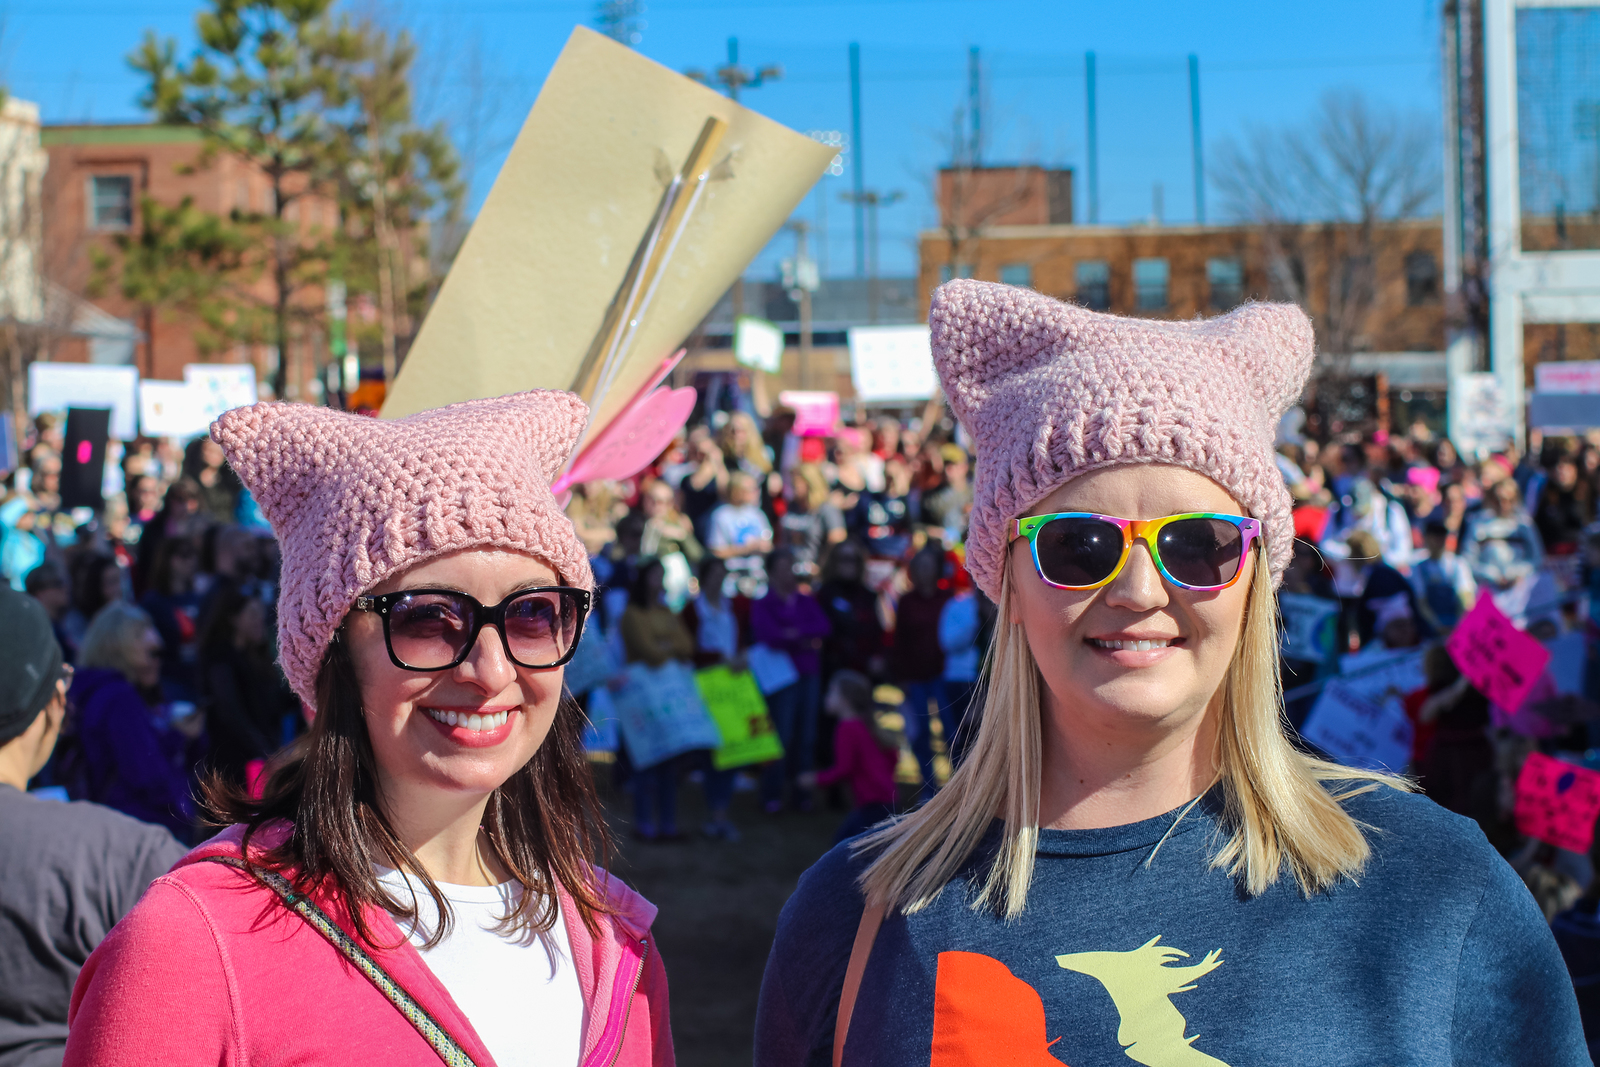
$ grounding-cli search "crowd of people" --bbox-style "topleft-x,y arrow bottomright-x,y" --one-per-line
2,412 -> 300,841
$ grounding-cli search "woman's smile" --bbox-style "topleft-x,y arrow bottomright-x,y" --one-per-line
419,704 -> 519,747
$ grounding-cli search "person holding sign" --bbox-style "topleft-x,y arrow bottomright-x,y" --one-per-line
66,393 -> 674,1067
755,280 -> 1583,1066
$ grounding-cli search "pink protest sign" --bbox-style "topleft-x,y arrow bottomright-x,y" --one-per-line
1445,595 -> 1551,713
1514,752 -> 1600,853
778,391 -> 840,437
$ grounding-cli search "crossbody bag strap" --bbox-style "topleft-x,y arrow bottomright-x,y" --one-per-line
200,855 -> 480,1067
832,902 -> 887,1067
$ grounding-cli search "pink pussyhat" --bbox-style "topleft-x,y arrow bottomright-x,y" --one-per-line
929,280 -> 1314,601
211,391 -> 595,709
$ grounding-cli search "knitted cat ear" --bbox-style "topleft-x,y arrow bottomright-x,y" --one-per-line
400,388 -> 589,486
929,279 -> 1314,425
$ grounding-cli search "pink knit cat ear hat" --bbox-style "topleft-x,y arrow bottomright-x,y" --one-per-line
930,279 -> 1314,601
211,391 -> 595,708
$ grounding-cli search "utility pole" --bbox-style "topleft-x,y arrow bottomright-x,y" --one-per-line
782,220 -> 819,389
1188,53 -> 1204,224
1086,51 -> 1099,224
839,188 -> 903,323
849,43 -> 866,279
689,37 -> 781,316
968,46 -> 981,165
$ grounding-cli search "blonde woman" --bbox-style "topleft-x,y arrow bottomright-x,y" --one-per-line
754,281 -> 1583,1065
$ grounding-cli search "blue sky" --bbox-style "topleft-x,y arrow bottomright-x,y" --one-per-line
4,0 -> 1443,279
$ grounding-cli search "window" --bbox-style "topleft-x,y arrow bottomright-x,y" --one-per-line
1133,258 -> 1169,311
90,175 -> 133,230
1405,251 -> 1439,306
999,263 -> 1033,288
1075,259 -> 1110,310
1207,257 -> 1244,311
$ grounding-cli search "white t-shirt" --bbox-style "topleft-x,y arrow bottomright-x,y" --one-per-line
376,868 -> 586,1067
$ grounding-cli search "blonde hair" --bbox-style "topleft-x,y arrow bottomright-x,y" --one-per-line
79,602 -> 158,687
856,550 -> 1406,916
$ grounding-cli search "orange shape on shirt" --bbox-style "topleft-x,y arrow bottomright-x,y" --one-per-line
930,951 -> 1067,1067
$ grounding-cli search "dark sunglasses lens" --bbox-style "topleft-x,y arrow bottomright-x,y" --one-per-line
1034,517 -> 1125,587
387,593 -> 475,669
1157,518 -> 1245,588
504,591 -> 581,667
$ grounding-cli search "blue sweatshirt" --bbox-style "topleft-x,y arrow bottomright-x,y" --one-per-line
755,785 -> 1586,1066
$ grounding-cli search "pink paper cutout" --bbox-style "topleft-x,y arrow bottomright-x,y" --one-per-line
552,385 -> 698,493
1445,595 -> 1551,713
1514,751 -> 1600,853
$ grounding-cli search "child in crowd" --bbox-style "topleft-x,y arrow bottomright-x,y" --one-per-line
800,671 -> 899,844
707,471 -> 774,597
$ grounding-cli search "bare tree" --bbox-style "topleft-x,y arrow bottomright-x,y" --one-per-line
932,99 -> 1040,279
1212,90 -> 1439,361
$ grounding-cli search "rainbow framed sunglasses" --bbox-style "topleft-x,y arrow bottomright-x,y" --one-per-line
1013,512 -> 1262,591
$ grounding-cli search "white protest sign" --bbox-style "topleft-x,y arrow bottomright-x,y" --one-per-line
1535,361 -> 1600,394
734,317 -> 784,374
848,324 -> 938,403
138,380 -> 212,439
611,661 -> 722,769
1300,680 -> 1414,772
184,364 -> 258,423
28,363 -> 139,440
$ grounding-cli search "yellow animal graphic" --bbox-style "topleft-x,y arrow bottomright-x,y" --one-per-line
1056,936 -> 1230,1067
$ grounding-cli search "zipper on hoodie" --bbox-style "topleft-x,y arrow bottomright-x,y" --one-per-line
599,936 -> 650,1067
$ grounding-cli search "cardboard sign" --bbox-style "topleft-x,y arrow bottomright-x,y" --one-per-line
1299,679 -> 1414,772
611,661 -> 722,769
1446,595 -> 1551,713
1515,751 -> 1600,853
777,391 -> 840,437
848,324 -> 938,402
1279,592 -> 1340,664
28,363 -> 138,440
695,666 -> 785,770
384,26 -> 835,438
60,408 -> 111,511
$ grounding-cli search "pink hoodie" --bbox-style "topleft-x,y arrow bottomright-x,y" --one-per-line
64,823 -> 673,1067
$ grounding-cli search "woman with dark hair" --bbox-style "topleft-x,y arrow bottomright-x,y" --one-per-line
195,582 -> 286,787
66,394 -> 674,1067
60,554 -> 125,653
133,477 -> 201,595
137,536 -> 202,699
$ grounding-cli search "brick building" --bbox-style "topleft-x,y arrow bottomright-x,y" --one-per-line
40,124 -> 338,393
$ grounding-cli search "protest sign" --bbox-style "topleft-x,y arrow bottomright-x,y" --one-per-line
1279,593 -> 1340,664
1446,596 -> 1551,712
735,317 -> 784,374
746,644 -> 799,695
1515,751 -> 1600,853
582,687 -> 620,754
60,408 -> 112,512
184,364 -> 258,422
611,661 -> 722,769
138,380 -> 212,438
778,391 -> 840,437
384,25 -> 835,447
847,324 -> 938,402
563,627 -> 620,696
1299,679 -> 1414,772
28,363 -> 138,440
695,666 -> 784,770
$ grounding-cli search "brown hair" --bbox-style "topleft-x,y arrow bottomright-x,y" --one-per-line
203,634 -> 614,947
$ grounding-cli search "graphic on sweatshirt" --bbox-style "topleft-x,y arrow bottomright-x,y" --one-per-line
930,951 -> 1067,1066
1056,936 -> 1229,1067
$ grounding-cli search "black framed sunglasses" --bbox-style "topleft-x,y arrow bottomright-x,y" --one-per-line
351,586 -> 591,672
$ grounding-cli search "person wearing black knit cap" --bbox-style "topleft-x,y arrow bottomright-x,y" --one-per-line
0,585 -> 185,1067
